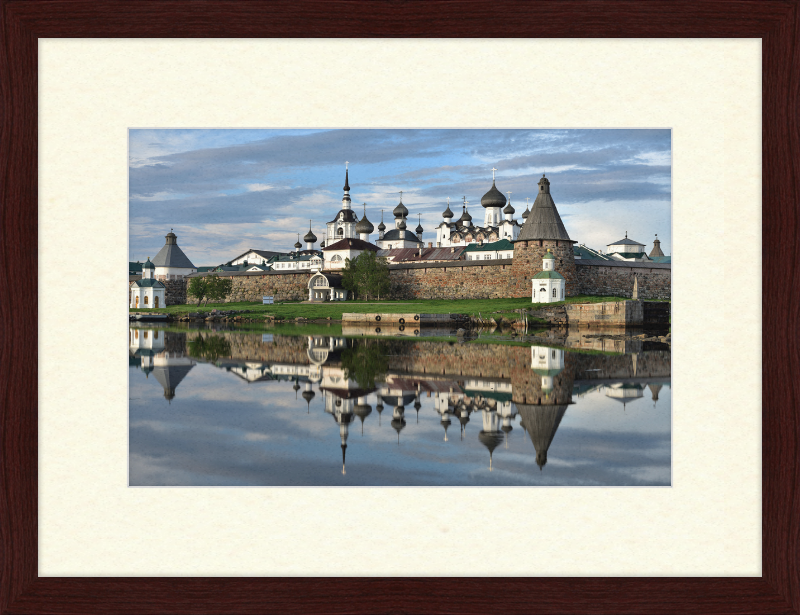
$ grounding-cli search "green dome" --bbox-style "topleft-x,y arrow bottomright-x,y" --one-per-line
542,250 -> 555,259
533,270 -> 564,280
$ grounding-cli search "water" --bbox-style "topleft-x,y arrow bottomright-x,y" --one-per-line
129,326 -> 671,486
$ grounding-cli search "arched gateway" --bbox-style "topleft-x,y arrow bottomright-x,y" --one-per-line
307,272 -> 349,302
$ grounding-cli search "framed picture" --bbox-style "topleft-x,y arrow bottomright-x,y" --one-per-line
2,1 -> 796,613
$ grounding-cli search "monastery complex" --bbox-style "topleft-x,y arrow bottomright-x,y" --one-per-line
130,165 -> 671,307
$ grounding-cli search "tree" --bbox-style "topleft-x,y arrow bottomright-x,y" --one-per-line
340,251 -> 391,301
187,276 -> 209,306
341,340 -> 389,389
341,257 -> 359,300
206,274 -> 233,305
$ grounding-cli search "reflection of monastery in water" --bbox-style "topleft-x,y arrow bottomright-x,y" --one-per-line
129,327 -> 195,402
131,329 -> 670,474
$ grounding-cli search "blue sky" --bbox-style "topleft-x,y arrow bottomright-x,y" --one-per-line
129,129 -> 671,265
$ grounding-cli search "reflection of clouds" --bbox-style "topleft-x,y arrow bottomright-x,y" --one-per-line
130,358 -> 671,486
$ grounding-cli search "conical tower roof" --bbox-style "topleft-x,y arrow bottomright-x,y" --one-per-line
516,404 -> 568,470
516,175 -> 572,242
649,234 -> 665,257
152,231 -> 196,269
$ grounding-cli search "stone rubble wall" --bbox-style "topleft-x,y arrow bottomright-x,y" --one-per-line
574,263 -> 671,300
179,257 -> 670,303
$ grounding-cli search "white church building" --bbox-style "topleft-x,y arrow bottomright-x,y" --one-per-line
129,258 -> 166,309
531,249 -> 565,303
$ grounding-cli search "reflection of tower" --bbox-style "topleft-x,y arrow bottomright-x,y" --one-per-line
391,405 -> 406,444
414,388 -> 422,424
648,383 -> 663,408
152,351 -> 195,403
353,397 -> 373,435
293,379 -> 301,399
531,345 -> 565,399
376,400 -> 384,426
477,408 -> 504,471
331,401 -> 354,475
517,405 -> 568,471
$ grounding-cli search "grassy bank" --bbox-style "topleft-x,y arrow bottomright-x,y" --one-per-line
130,295 -> 636,321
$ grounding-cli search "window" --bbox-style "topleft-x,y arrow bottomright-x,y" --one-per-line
143,331 -> 148,339
144,296 -> 148,305
484,254 -> 491,260
154,331 -> 159,339
154,296 -> 159,308
135,330 -> 138,339
337,227 -> 343,235
331,255 -> 342,262
553,288 -> 557,298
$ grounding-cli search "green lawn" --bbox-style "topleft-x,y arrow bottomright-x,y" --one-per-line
130,295 -> 636,321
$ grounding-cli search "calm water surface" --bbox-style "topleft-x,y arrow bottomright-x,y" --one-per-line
129,326 -> 671,486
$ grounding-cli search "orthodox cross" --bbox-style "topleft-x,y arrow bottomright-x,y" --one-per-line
447,196 -> 450,206
526,197 -> 531,206
491,167 -> 497,180
398,190 -> 403,202
345,161 -> 349,170
507,191 -> 512,203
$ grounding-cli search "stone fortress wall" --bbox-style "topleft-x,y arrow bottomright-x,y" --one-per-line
182,255 -> 670,303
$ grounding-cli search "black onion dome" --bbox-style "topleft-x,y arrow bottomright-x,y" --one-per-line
398,219 -> 407,230
415,222 -> 424,233
377,220 -> 386,231
442,203 -> 454,219
302,390 -> 315,402
522,206 -> 530,220
481,180 -> 507,208
355,208 -> 374,234
461,208 -> 472,223
393,200 -> 408,218
294,240 -> 302,249
303,229 -> 317,243
503,202 -> 515,215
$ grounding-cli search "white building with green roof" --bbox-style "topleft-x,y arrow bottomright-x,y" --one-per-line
462,238 -> 514,261
129,258 -> 166,309
532,249 -> 565,303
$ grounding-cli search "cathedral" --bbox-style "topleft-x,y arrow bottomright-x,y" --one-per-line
321,165 -> 423,251
435,169 -> 523,248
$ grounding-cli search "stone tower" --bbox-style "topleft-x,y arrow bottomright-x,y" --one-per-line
511,174 -> 577,296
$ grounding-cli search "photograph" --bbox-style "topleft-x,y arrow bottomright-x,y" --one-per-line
128,128 -> 672,487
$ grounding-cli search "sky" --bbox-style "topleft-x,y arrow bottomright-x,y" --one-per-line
129,129 -> 671,265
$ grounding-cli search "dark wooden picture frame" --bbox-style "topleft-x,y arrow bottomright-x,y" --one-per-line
1,1 -> 797,613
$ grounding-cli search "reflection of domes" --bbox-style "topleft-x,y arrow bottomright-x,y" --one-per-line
302,390 -> 315,402
478,431 -> 504,455
481,180 -> 507,208
354,404 -> 372,433
501,424 -> 513,434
